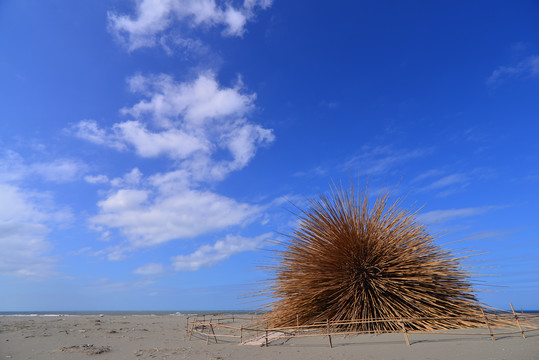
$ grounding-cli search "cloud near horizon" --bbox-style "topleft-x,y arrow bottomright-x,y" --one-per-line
0,183 -> 60,277
171,233 -> 270,271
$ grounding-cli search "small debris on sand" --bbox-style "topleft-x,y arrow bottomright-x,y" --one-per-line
61,344 -> 112,355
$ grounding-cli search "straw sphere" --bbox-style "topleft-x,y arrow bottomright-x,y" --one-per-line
264,183 -> 484,331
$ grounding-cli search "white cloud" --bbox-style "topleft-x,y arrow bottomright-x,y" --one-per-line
418,205 -> 502,224
91,186 -> 260,248
30,159 -> 87,183
75,72 -> 274,184
108,0 -> 273,51
419,173 -> 469,191
224,123 -> 274,170
344,146 -> 428,175
133,262 -> 165,275
0,183 -> 58,277
487,55 -> 539,86
111,168 -> 144,187
74,70 -> 273,259
98,189 -> 149,212
71,120 -> 126,151
0,150 -> 27,182
113,120 -> 209,159
122,72 -> 255,127
172,233 -> 270,271
85,174 -> 110,184
0,149 -> 87,184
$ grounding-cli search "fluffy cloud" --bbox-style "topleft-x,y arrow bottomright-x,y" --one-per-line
78,10 -> 274,256
76,72 -> 273,255
123,72 -> 255,127
0,183 -> 57,277
114,121 -> 209,158
30,159 -> 88,183
172,233 -> 270,271
75,72 -> 274,184
85,174 -> 109,184
91,186 -> 260,247
108,0 -> 273,51
487,55 -> 539,86
72,120 -> 126,151
0,149 -> 87,184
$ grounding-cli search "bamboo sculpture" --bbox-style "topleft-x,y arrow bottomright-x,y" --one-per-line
264,182 -> 486,331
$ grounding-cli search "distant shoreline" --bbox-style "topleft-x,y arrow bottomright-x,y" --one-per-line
0,310 -> 264,317
1,309 -> 537,317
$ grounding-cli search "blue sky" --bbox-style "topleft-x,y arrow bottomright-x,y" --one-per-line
0,0 -> 538,311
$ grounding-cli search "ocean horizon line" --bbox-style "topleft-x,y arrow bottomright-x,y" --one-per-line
1,309 -> 537,317
0,310 -> 265,317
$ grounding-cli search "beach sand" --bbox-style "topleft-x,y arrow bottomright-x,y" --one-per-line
1,315 -> 537,360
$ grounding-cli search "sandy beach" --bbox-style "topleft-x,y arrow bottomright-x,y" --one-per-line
1,314 -> 537,360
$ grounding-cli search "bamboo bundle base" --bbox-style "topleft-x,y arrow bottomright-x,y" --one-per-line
187,312 -> 539,347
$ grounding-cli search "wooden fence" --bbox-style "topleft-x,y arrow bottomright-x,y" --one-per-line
186,305 -> 539,348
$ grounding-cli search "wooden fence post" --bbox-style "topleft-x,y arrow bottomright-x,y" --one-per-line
209,322 -> 218,344
481,309 -> 495,341
188,321 -> 195,341
510,303 -> 525,339
240,326 -> 243,344
327,319 -> 333,348
400,318 -> 410,346
265,330 -> 269,347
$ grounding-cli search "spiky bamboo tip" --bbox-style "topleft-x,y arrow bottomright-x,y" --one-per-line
264,183 -> 487,332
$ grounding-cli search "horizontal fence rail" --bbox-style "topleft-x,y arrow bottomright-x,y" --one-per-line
185,306 -> 539,348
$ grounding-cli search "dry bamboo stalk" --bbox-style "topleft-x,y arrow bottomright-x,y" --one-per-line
209,323 -> 218,344
400,318 -> 410,346
191,312 -> 522,336
200,333 -> 239,339
481,309 -> 495,341
510,303 -> 525,339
